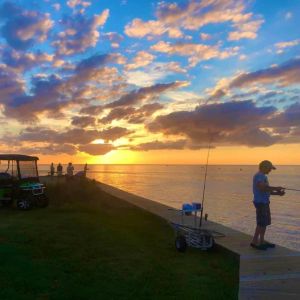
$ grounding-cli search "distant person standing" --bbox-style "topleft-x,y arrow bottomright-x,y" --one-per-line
57,163 -> 63,176
67,162 -> 74,177
50,163 -> 55,176
83,163 -> 88,177
251,160 -> 285,250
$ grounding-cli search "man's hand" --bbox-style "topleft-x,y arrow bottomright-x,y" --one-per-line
271,186 -> 285,196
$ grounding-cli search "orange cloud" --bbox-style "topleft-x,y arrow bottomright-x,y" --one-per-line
125,0 -> 263,41
151,41 -> 239,66
126,51 -> 155,70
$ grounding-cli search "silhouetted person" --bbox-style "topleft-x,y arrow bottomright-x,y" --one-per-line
83,163 -> 88,177
57,163 -> 63,176
50,163 -> 55,176
251,160 -> 285,250
67,162 -> 74,177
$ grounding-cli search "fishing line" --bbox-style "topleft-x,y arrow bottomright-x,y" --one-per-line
284,188 -> 300,192
199,137 -> 212,227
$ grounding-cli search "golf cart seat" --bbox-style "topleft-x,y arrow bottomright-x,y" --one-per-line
0,172 -> 12,180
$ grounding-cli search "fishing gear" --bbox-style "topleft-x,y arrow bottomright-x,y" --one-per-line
199,138 -> 212,227
284,188 -> 300,192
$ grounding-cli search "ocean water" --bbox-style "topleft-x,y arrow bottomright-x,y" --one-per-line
39,164 -> 300,251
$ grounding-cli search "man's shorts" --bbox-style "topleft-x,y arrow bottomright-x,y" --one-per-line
254,203 -> 271,227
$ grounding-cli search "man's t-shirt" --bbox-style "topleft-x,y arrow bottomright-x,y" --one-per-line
253,172 -> 270,204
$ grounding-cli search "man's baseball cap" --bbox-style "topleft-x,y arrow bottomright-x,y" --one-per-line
259,160 -> 276,170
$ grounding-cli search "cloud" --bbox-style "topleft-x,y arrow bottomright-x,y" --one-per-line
125,0 -> 263,41
7,125 -> 132,156
125,61 -> 187,86
228,19 -> 264,41
200,33 -> 211,41
275,39 -> 300,54
209,58 -> 300,101
20,143 -> 77,155
1,52 -> 126,121
102,32 -> 124,48
151,41 -> 239,66
229,58 -> 300,88
67,0 -> 91,9
285,12 -> 293,20
71,116 -> 96,127
19,127 -> 98,144
81,81 -> 183,118
52,3 -> 61,11
98,126 -> 133,141
106,81 -> 188,108
75,53 -> 123,72
78,143 -> 114,155
1,48 -> 54,71
266,102 -> 300,129
100,103 -> 164,124
0,2 -> 53,50
19,126 -> 132,145
53,9 -> 109,56
131,139 -> 187,151
126,51 -> 155,70
0,64 -> 25,105
257,91 -> 282,102
275,39 -> 300,50
147,100 -> 279,147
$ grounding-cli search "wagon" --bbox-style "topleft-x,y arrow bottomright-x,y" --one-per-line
169,204 -> 224,252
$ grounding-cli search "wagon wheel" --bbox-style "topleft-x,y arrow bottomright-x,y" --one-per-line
206,236 -> 216,252
175,235 -> 187,252
16,196 -> 33,210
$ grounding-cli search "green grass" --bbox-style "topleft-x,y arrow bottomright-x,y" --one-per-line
0,179 -> 239,300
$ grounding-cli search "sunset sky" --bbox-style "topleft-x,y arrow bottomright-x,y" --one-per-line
0,0 -> 300,164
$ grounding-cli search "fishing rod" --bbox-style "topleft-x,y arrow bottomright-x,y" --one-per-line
284,188 -> 300,192
199,138 -> 212,228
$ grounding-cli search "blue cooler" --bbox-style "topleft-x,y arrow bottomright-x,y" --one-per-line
182,203 -> 194,215
192,202 -> 201,210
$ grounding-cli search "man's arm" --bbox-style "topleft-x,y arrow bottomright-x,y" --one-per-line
257,182 -> 285,196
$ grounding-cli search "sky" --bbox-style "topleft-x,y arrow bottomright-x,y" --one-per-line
0,0 -> 299,165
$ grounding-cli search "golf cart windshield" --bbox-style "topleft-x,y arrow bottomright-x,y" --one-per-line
0,160 -> 18,179
19,161 -> 38,178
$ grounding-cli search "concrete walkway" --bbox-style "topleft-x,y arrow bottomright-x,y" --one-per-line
96,181 -> 300,300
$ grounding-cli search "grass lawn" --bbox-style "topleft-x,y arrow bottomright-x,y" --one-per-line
0,179 -> 239,300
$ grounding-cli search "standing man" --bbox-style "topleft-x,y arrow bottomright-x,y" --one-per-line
251,160 -> 285,250
57,163 -> 63,176
67,162 -> 74,177
83,163 -> 88,178
50,163 -> 55,176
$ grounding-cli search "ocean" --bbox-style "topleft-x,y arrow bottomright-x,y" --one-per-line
39,164 -> 300,251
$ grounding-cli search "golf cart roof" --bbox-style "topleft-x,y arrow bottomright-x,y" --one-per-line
0,154 -> 39,161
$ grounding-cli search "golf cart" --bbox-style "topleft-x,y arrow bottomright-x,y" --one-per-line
0,154 -> 48,210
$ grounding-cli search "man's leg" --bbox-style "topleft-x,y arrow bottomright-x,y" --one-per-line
252,226 -> 265,245
252,226 -> 261,245
259,226 -> 266,244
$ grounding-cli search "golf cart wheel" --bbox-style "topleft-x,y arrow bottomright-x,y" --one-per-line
36,195 -> 49,208
175,235 -> 187,252
2,199 -> 13,207
16,197 -> 32,210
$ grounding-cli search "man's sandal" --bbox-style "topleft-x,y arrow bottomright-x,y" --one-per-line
262,241 -> 276,248
250,243 -> 267,250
